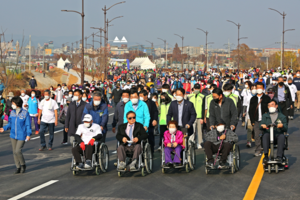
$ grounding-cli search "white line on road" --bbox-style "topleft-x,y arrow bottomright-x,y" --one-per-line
31,130 -> 63,140
109,113 -> 114,116
8,180 -> 59,200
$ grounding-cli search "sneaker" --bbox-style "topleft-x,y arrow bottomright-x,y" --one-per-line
112,150 -> 117,154
290,116 -> 294,120
84,160 -> 92,168
39,146 -> 46,151
197,144 -> 202,149
288,116 -> 291,119
206,162 -> 214,168
157,146 -> 162,151
246,142 -> 251,148
76,163 -> 84,170
254,152 -> 262,157
263,157 -> 268,164
48,147 -> 53,151
35,131 -> 39,135
218,162 -> 227,169
118,161 -> 126,170
241,122 -> 245,127
61,142 -> 68,145
275,157 -> 282,163
129,159 -> 137,171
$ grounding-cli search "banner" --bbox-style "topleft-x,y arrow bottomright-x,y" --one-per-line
127,59 -> 130,70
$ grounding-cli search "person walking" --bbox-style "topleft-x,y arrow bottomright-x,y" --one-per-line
38,90 -> 59,151
27,90 -> 39,135
111,83 -> 123,108
0,97 -> 32,174
29,76 -> 38,89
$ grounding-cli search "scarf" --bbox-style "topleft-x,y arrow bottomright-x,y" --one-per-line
40,99 -> 53,110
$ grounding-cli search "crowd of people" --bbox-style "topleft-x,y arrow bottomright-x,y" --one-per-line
0,66 -> 297,174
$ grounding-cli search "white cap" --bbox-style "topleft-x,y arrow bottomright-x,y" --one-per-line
82,114 -> 93,122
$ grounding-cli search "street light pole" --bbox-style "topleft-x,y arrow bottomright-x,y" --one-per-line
158,38 -> 167,69
146,40 -> 154,62
174,34 -> 184,71
197,28 -> 209,72
61,0 -> 85,85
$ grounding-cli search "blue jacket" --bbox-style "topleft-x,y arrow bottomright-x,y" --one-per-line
27,97 -> 39,114
82,99 -> 108,134
123,100 -> 150,128
171,81 -> 183,90
0,83 -> 5,91
4,108 -> 32,140
254,78 -> 266,89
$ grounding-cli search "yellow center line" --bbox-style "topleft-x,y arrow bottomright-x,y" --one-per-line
243,153 -> 267,200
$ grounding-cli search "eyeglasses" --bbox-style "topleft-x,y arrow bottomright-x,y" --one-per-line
128,117 -> 136,120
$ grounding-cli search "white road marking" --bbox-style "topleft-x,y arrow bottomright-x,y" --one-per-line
109,113 -> 114,116
8,180 -> 58,200
31,130 -> 63,140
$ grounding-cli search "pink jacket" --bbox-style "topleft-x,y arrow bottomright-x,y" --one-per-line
164,130 -> 185,149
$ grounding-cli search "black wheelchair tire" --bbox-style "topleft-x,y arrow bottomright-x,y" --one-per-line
144,143 -> 152,174
99,144 -> 109,172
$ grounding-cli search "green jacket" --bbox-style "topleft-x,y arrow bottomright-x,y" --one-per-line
259,112 -> 288,137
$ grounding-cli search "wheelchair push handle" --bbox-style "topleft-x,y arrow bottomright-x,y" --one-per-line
267,123 -> 277,128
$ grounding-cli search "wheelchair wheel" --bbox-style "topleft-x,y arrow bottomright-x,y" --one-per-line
233,144 -> 240,171
144,143 -> 152,174
141,167 -> 146,177
275,164 -> 279,174
162,168 -> 165,174
231,165 -> 235,174
99,144 -> 109,173
188,144 -> 196,170
285,158 -> 289,169
118,171 -> 123,177
73,170 -> 78,176
268,165 -> 271,174
185,164 -> 190,173
205,167 -> 209,175
95,166 -> 101,175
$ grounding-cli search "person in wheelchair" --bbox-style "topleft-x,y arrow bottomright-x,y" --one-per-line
260,100 -> 288,163
163,120 -> 185,168
72,114 -> 102,169
116,111 -> 148,171
204,121 -> 238,169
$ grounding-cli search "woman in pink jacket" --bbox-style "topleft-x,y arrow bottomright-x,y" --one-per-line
164,120 -> 185,167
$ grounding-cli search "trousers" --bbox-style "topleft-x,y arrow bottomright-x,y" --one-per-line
72,145 -> 95,163
193,118 -> 203,145
164,145 -> 182,163
262,133 -> 285,158
11,138 -> 25,168
30,116 -> 39,131
39,122 -> 55,148
148,126 -> 155,154
117,144 -> 141,162
204,141 -> 232,163
296,91 -> 300,109
159,125 -> 168,146
254,121 -> 262,153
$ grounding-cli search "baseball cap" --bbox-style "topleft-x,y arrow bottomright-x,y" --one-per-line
83,114 -> 93,122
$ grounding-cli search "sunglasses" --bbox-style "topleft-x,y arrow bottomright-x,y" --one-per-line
128,117 -> 136,120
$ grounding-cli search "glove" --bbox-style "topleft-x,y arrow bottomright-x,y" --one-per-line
88,138 -> 95,146
80,142 -> 85,151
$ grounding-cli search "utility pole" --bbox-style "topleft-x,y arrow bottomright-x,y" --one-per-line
275,38 -> 287,69
43,47 -> 45,71
29,35 -> 31,71
267,57 -> 268,70
158,38 -> 167,69
174,34 -> 184,71
146,40 -> 154,62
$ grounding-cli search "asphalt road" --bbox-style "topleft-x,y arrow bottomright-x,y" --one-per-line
1,107 -> 300,200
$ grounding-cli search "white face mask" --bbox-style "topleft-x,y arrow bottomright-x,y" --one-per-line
251,89 -> 257,95
216,125 -> 225,133
68,94 -> 72,98
94,100 -> 101,106
152,98 -> 157,102
297,74 -> 300,77
269,107 -> 276,113
21,93 -> 25,97
82,97 -> 87,101
123,97 -> 129,103
223,91 -> 231,97
139,97 -> 144,101
44,96 -> 50,100
131,98 -> 139,105
12,105 -> 17,110
169,128 -> 177,134
9,97 -> 12,100
162,89 -> 168,93
272,81 -> 277,85
31,94 -> 35,97
245,85 -> 248,88
176,95 -> 183,101
73,96 -> 79,101
84,122 -> 91,128
257,89 -> 264,94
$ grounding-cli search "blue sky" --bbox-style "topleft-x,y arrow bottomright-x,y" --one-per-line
1,0 -> 299,49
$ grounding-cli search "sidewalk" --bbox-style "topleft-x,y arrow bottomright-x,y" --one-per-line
62,68 -> 93,84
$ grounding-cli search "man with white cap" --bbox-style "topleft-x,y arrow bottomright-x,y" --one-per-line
72,114 -> 103,169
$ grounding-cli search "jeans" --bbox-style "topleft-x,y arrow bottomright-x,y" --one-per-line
39,122 -> 55,148
30,116 -> 39,131
262,133 -> 285,158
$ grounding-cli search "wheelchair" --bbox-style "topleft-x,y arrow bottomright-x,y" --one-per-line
161,132 -> 196,173
204,142 -> 240,174
71,140 -> 109,176
261,124 -> 289,174
116,140 -> 152,177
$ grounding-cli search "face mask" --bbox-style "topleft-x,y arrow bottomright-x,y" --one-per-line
68,94 -> 72,98
272,81 -> 277,85
269,107 -> 276,113
152,98 -> 157,102
213,98 -> 220,103
73,96 -> 79,101
44,96 -> 50,100
257,89 -> 263,94
94,100 -> 101,106
84,123 -> 91,128
297,74 -> 300,77
278,82 -> 284,86
139,97 -> 144,101
169,128 -> 177,134
57,88 -> 61,90
194,90 -> 200,94
288,83 -> 292,85
245,85 -> 248,88
31,94 -> 35,97
223,91 -> 231,97
122,97 -> 129,103
251,89 -> 257,95
67,103 -> 70,106
207,85 -> 211,88
176,96 -> 183,101
50,88 -> 53,91
82,97 -> 87,101
210,89 -> 213,93
162,89 -> 168,93
131,98 -> 139,105
12,105 -> 17,110
21,93 -> 25,97
9,97 -> 12,100
217,125 -> 225,133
